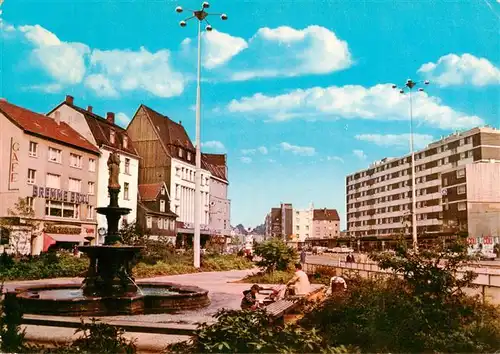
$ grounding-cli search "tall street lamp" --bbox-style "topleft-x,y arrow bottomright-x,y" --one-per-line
392,79 -> 430,250
176,2 -> 227,268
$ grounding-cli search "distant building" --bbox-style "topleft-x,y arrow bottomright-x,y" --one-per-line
0,99 -> 100,254
48,95 -> 140,244
203,153 -> 231,237
346,127 -> 500,246
137,182 -> 177,244
312,208 -> 341,238
293,203 -> 314,242
264,203 -> 293,240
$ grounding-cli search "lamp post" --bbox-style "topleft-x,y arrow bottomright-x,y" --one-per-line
392,79 -> 430,250
176,2 -> 227,268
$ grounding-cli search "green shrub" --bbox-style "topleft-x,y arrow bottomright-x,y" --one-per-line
299,240 -> 500,353
241,270 -> 294,284
0,285 -> 26,353
167,309 -> 354,353
254,239 -> 297,272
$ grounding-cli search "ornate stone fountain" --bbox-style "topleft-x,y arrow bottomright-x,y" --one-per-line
13,153 -> 210,316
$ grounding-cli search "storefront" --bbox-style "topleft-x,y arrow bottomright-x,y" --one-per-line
42,223 -> 96,252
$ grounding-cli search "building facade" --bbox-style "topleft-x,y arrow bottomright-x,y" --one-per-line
264,203 -> 293,240
126,105 -> 212,241
137,182 -> 178,244
0,100 -> 100,254
203,153 -> 231,237
312,208 -> 341,238
292,203 -> 314,242
346,127 -> 500,243
48,96 -> 140,244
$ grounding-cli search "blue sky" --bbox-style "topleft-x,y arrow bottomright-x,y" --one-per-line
1,0 -> 499,229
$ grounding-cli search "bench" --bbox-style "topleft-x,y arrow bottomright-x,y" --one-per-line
264,299 -> 298,320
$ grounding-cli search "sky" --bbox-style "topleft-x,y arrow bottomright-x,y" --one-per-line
1,0 -> 499,229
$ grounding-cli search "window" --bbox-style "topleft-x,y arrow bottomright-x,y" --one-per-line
48,147 -> 62,163
146,216 -> 152,228
456,169 -> 465,178
124,182 -> 129,200
45,201 -> 79,219
160,200 -> 166,212
161,186 -> 166,195
88,158 -> 96,172
110,130 -> 115,144
46,173 -> 61,189
158,218 -> 163,229
458,202 -> 467,211
86,205 -> 94,220
88,182 -> 95,195
69,178 -> 82,193
123,136 -> 128,149
178,148 -> 183,158
27,169 -> 36,184
70,153 -> 83,168
175,184 -> 180,199
29,142 -> 38,157
26,197 -> 34,210
124,158 -> 130,174
457,185 -> 466,194
187,152 -> 191,161
175,167 -> 181,177
443,177 -> 448,186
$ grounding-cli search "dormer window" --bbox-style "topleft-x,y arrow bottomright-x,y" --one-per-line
123,136 -> 128,149
110,130 -> 116,144
161,187 -> 166,195
187,152 -> 191,161
178,148 -> 183,158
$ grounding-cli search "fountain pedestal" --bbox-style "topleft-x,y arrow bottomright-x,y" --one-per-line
79,183 -> 142,298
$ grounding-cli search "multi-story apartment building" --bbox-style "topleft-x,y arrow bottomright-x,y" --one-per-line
137,182 -> 178,244
203,153 -> 231,237
312,208 -> 341,238
264,203 -> 293,240
346,127 -> 500,244
292,203 -> 314,242
0,100 -> 100,255
48,96 -> 140,244
126,104 -> 213,242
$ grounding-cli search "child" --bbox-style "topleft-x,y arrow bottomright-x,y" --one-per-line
241,284 -> 261,310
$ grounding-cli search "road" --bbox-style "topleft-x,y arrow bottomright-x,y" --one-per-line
306,253 -> 500,268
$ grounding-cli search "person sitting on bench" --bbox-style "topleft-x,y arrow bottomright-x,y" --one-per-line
286,263 -> 311,296
241,284 -> 262,310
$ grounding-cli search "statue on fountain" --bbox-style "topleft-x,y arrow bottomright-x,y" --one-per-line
108,151 -> 121,189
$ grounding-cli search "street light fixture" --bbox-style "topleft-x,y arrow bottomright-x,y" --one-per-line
392,78 -> 430,251
176,2 -> 227,268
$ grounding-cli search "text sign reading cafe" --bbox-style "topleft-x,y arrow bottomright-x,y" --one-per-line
32,186 -> 90,205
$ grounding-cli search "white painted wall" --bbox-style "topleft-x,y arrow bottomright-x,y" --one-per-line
96,147 -> 139,241
293,205 -> 313,242
208,177 -> 231,235
170,158 -> 211,226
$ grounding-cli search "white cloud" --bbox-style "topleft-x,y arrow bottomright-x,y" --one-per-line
268,159 -> 276,163
241,146 -> 268,155
181,30 -> 247,69
418,53 -> 500,87
280,142 -> 316,156
202,140 -> 226,152
227,83 -> 484,130
26,83 -> 63,93
88,47 -> 185,98
240,156 -> 252,164
18,25 -> 90,85
355,133 -> 435,150
84,74 -> 118,97
229,25 -> 352,81
353,149 -> 367,160
327,156 -> 344,163
115,112 -> 131,128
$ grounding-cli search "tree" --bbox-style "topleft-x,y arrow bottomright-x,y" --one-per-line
0,198 -> 41,256
299,239 -> 500,353
254,238 -> 297,272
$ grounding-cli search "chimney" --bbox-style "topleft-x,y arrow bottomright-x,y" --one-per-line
87,105 -> 93,113
54,111 -> 61,125
106,112 -> 115,124
65,95 -> 74,105
179,120 -> 182,125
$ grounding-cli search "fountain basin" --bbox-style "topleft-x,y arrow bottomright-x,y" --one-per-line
14,282 -> 210,316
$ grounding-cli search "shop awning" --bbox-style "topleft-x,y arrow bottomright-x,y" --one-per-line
43,233 -> 85,252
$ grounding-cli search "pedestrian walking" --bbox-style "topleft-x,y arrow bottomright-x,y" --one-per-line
300,248 -> 306,265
